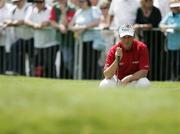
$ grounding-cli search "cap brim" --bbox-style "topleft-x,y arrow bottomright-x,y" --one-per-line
12,0 -> 20,2
170,3 -> 180,8
119,32 -> 134,38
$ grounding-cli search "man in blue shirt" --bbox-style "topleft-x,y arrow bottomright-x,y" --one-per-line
159,0 -> 180,81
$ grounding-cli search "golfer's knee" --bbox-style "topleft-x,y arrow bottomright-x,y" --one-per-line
99,79 -> 116,88
135,77 -> 151,88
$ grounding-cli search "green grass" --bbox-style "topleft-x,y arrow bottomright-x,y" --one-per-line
0,75 -> 180,134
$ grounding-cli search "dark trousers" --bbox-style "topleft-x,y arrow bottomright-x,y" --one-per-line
140,31 -> 166,81
10,38 -> 34,75
0,46 -> 5,74
59,32 -> 75,79
34,45 -> 59,78
82,41 -> 101,80
165,50 -> 180,81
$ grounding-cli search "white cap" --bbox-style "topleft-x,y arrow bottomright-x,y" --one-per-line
170,2 -> 180,8
12,0 -> 20,2
118,24 -> 134,38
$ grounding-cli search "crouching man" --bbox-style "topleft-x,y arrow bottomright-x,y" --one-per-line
99,24 -> 151,88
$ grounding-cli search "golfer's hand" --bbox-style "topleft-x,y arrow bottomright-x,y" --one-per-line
121,75 -> 132,86
115,47 -> 122,62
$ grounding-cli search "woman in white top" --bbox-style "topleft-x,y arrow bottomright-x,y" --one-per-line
69,0 -> 103,79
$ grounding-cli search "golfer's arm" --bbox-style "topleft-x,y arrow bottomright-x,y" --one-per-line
104,60 -> 118,79
128,70 -> 148,82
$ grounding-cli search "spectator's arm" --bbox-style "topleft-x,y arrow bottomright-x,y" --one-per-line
134,24 -> 153,30
107,15 -> 114,28
88,19 -> 100,28
159,23 -> 174,32
50,20 -> 59,29
49,7 -> 67,33
25,17 -> 45,30
172,24 -> 180,31
69,18 -> 100,31
5,19 -> 24,27
50,19 -> 67,33
0,20 -> 10,29
24,19 -> 36,28
25,20 -> 45,29
159,14 -> 173,32
38,21 -> 50,29
12,20 -> 24,26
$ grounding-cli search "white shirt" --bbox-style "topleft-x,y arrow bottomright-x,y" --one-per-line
153,0 -> 170,18
11,3 -> 33,40
0,3 -> 13,49
45,0 -> 54,6
109,0 -> 140,29
73,7 -> 101,42
26,6 -> 58,48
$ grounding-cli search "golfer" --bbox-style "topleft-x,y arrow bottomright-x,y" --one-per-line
99,24 -> 151,88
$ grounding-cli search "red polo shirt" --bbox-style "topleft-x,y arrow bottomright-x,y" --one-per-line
49,4 -> 75,23
104,39 -> 150,80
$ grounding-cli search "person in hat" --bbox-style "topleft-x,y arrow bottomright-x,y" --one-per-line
99,24 -> 151,88
159,0 -> 180,81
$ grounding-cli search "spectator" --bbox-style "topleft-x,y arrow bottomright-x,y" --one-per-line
99,0 -> 110,30
69,0 -> 79,9
134,0 -> 161,30
0,0 -> 13,74
50,0 -> 76,79
108,0 -> 140,42
91,0 -> 102,20
133,0 -> 163,80
69,0 -> 104,79
99,24 -> 150,88
98,0 -> 114,67
25,0 -> 59,78
6,0 -> 34,76
159,0 -> 180,81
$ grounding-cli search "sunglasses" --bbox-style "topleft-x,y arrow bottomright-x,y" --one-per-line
79,0 -> 86,3
145,0 -> 152,2
34,1 -> 44,3
100,6 -> 108,9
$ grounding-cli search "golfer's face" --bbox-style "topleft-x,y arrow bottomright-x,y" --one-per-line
121,35 -> 133,49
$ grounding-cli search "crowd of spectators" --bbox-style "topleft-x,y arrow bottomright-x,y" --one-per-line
0,0 -> 179,80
